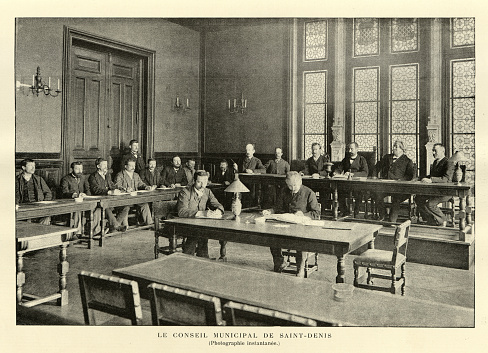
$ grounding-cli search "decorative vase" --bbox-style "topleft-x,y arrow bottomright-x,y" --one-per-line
454,165 -> 463,185
232,193 -> 242,217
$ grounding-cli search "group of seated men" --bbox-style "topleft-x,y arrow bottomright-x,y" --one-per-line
15,139 -> 455,277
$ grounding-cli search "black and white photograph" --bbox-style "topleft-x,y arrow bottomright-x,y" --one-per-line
3,0 -> 487,352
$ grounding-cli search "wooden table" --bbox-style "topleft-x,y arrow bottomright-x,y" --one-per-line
16,222 -> 77,307
113,253 -> 474,327
162,214 -> 382,283
97,187 -> 183,247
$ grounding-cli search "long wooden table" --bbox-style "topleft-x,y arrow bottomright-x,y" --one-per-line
162,214 -> 382,283
238,173 -> 473,236
113,253 -> 474,327
16,222 -> 77,307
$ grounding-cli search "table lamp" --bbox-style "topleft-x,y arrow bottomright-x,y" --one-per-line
224,174 -> 250,219
449,151 -> 466,185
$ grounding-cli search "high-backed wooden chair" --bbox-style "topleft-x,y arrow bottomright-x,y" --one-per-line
154,200 -> 183,258
147,283 -> 224,326
223,301 -> 318,326
78,271 -> 143,325
353,220 -> 411,295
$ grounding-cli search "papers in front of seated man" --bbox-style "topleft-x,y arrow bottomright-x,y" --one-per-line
265,213 -> 356,230
205,209 -> 223,219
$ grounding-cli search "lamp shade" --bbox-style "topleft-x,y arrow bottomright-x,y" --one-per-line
224,179 -> 250,193
449,151 -> 466,163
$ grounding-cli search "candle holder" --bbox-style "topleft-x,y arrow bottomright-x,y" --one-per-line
228,92 -> 247,114
16,66 -> 62,97
172,95 -> 191,113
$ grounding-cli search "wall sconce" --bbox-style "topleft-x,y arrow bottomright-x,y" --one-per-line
16,66 -> 61,97
172,95 -> 191,113
228,93 -> 247,114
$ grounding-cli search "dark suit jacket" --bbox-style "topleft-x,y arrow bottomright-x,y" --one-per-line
183,166 -> 195,186
302,154 -> 331,176
264,159 -> 291,175
139,168 -> 163,187
177,186 -> 224,218
213,168 -> 235,184
114,170 -> 147,192
275,185 -> 321,220
335,155 -> 369,177
15,173 -> 52,204
428,157 -> 454,183
120,153 -> 145,174
88,172 -> 117,195
161,166 -> 188,187
237,156 -> 266,173
375,154 -> 415,181
60,173 -> 92,198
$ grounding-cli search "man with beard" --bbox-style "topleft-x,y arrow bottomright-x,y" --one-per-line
139,158 -> 163,187
161,155 -> 188,187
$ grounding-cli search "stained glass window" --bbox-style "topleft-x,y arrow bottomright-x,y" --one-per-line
389,64 -> 419,164
354,18 -> 379,57
303,71 -> 327,158
451,18 -> 475,48
305,21 -> 327,61
391,18 -> 418,53
451,59 -> 475,183
353,67 -> 379,151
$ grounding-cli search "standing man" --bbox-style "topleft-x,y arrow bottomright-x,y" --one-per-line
88,158 -> 128,233
374,140 -> 415,222
115,158 -> 155,226
183,158 -> 197,186
263,147 -> 290,208
139,158 -> 163,188
301,142 -> 331,176
120,139 -> 145,174
333,142 -> 369,216
15,159 -> 52,225
416,143 -> 454,226
60,161 -> 91,235
177,170 -> 225,258
233,143 -> 266,174
265,172 -> 321,277
161,155 -> 188,187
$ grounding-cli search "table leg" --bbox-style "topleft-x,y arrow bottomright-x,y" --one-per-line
466,194 -> 472,225
459,196 -> 466,231
336,255 -> 345,283
100,206 -> 106,247
57,242 -> 69,306
169,225 -> 177,254
88,209 -> 93,249
17,252 -> 25,305
154,217 -> 160,259
333,186 -> 339,220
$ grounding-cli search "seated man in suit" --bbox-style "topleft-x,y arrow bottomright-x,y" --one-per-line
15,158 -> 52,225
416,143 -> 455,226
374,140 -> 415,222
233,143 -> 266,174
265,171 -> 321,277
161,155 -> 188,187
115,158 -> 155,226
120,139 -> 145,174
183,158 -> 196,186
214,159 -> 235,186
301,142 -> 331,176
60,161 -> 91,236
88,158 -> 128,233
178,170 -> 225,258
139,158 -> 163,188
333,142 -> 368,216
263,147 -> 290,208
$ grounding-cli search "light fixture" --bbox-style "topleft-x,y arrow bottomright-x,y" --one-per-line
224,174 -> 250,219
172,95 -> 191,113
449,151 -> 466,185
228,92 -> 247,114
16,66 -> 61,97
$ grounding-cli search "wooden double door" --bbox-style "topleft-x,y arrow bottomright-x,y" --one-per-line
68,42 -> 144,176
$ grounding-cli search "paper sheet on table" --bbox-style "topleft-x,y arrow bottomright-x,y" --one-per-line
33,201 -> 57,204
82,195 -> 100,199
157,186 -> 173,189
110,192 -> 129,196
332,175 -> 348,179
135,189 -> 152,193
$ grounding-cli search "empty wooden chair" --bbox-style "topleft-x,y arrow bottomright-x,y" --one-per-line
353,220 -> 411,295
154,200 -> 184,257
78,271 -> 143,325
148,283 -> 224,326
223,301 -> 318,326
281,250 -> 318,278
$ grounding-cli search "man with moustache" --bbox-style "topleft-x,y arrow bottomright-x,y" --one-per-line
183,158 -> 197,186
233,143 -> 266,174
161,155 -> 188,187
120,139 -> 145,174
301,142 -> 331,176
263,147 -> 290,208
139,158 -> 163,188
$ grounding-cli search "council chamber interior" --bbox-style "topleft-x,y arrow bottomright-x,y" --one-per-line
14,18 -> 475,327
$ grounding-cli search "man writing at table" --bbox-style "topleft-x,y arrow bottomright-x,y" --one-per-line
115,158 -> 156,226
374,140 -> 415,222
88,158 -> 128,233
264,171 -> 321,278
15,158 -> 52,225
60,161 -> 91,236
178,170 -> 225,258
416,143 -> 455,227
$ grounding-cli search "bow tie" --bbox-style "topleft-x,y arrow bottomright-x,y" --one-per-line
393,157 -> 398,161
350,158 -> 356,161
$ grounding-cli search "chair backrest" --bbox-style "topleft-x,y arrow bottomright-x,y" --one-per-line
392,220 -> 411,264
358,146 -> 377,177
147,283 -> 224,326
78,271 -> 143,325
290,159 -> 306,172
154,200 -> 178,220
223,301 -> 318,326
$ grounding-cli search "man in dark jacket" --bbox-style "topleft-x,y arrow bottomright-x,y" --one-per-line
139,158 -> 163,187
120,139 -> 145,174
301,142 -> 331,176
15,159 -> 52,225
161,156 -> 188,187
233,143 -> 266,174
183,158 -> 196,186
416,143 -> 455,226
178,170 -> 225,258
374,140 -> 416,222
